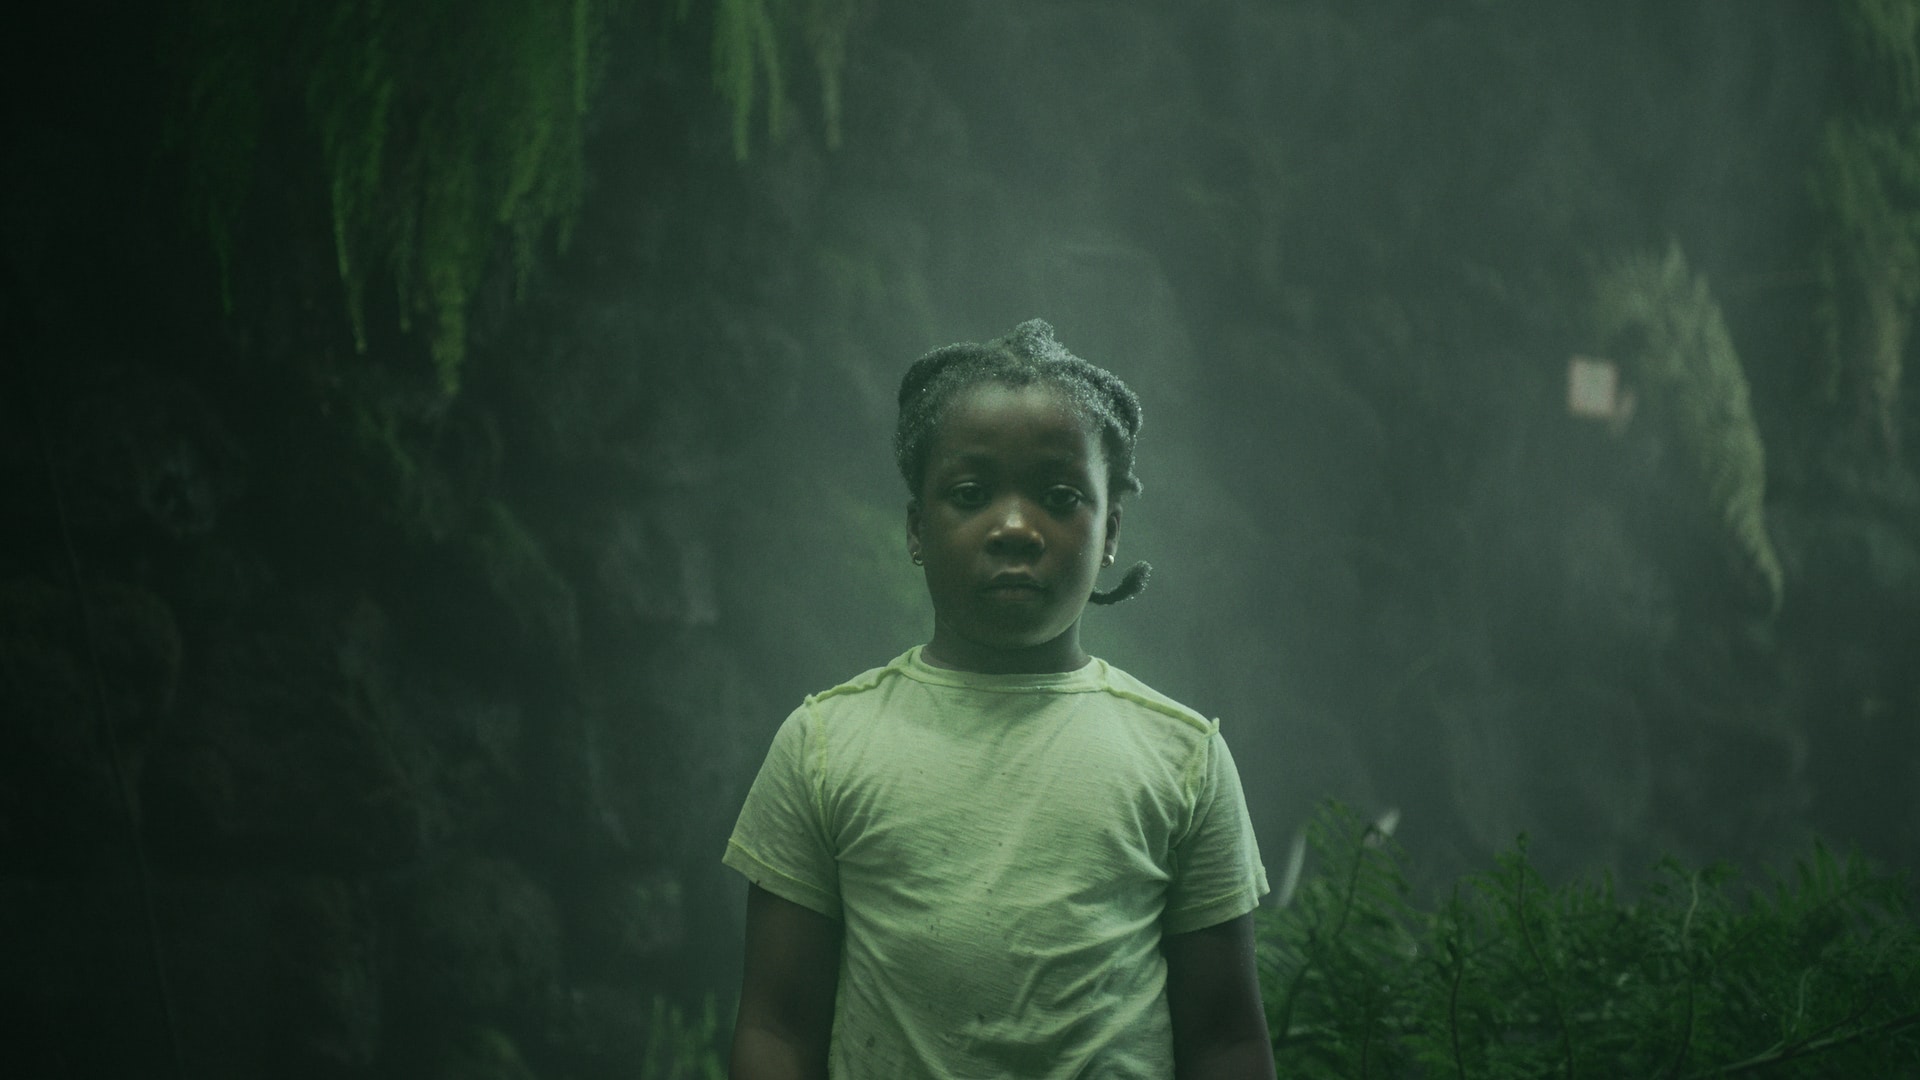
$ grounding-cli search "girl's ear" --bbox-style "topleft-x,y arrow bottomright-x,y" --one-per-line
1103,504 -> 1122,561
906,498 -> 922,554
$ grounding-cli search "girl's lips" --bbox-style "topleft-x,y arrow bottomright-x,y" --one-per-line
983,572 -> 1045,593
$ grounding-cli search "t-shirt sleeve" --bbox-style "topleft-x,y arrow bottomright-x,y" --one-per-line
1163,725 -> 1269,935
722,703 -> 843,919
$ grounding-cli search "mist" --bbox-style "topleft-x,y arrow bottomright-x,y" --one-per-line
6,0 -> 1916,1075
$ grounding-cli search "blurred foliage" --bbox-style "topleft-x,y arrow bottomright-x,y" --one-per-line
595,809 -> 1920,1077
1262,802 -> 1920,1078
1263,805 -> 1421,1072
642,994 -> 728,1080
426,1024 -> 536,1080
1811,0 -> 1920,458
701,0 -> 871,157
1592,244 -> 1783,615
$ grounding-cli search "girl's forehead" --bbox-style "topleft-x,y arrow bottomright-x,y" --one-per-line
939,382 -> 1094,435
929,383 -> 1105,463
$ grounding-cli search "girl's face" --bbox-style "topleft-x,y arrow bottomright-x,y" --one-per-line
908,382 -> 1120,674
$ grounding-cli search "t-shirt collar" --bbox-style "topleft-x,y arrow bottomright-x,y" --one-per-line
899,645 -> 1104,692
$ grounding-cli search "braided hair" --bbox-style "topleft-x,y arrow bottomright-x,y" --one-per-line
894,319 -> 1152,605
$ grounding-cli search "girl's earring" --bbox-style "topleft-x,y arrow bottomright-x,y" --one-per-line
911,551 -> 924,565
1101,553 -> 1115,567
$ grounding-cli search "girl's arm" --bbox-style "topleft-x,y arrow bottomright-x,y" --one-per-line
730,883 -> 842,1080
1163,912 -> 1277,1080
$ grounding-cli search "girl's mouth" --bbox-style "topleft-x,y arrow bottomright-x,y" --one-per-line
983,572 -> 1045,594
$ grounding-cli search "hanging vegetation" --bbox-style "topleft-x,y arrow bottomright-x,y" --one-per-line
704,0 -> 869,157
180,0 -> 620,394
179,0 -> 866,395
1810,0 -> 1920,459
1592,244 -> 1784,616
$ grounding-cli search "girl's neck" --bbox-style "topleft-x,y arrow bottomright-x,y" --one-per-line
920,622 -> 1090,674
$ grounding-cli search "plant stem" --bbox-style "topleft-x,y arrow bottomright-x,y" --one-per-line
1688,1009 -> 1920,1078
1659,977 -> 1695,1079
1448,936 -> 1467,1080
1274,818 -> 1374,1042
1516,867 -> 1577,1078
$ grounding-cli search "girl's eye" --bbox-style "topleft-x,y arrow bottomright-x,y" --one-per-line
948,483 -> 988,508
1042,488 -> 1084,511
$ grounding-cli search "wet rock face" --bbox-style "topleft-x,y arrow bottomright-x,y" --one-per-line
135,597 -> 437,870
32,371 -> 248,540
404,856 -> 563,1014
1,23 -> 772,1065
2,352 -> 725,1078
0,574 -> 181,856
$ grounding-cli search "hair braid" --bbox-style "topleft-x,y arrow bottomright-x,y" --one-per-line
1089,561 -> 1151,605
894,318 -> 1153,605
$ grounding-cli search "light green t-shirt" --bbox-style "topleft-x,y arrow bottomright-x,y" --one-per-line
724,648 -> 1269,1079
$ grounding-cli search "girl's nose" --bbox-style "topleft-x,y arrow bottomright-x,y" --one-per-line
986,498 -> 1043,552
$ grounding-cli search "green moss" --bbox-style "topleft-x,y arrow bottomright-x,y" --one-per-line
176,3 -> 299,317
698,0 -> 870,158
183,0 -> 622,394
1592,244 -> 1783,615
800,0 -> 865,149
711,0 -> 785,160
181,0 -> 868,386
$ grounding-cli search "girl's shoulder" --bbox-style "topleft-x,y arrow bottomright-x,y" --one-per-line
1090,659 -> 1215,736
800,652 -> 914,711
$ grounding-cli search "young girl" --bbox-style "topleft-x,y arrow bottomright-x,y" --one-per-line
724,320 -> 1274,1079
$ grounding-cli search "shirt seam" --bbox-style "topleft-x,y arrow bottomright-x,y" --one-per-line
803,697 -> 833,853
724,837 -> 842,918
1171,732 -> 1214,850
1165,885 -> 1265,933
1169,878 -> 1267,916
